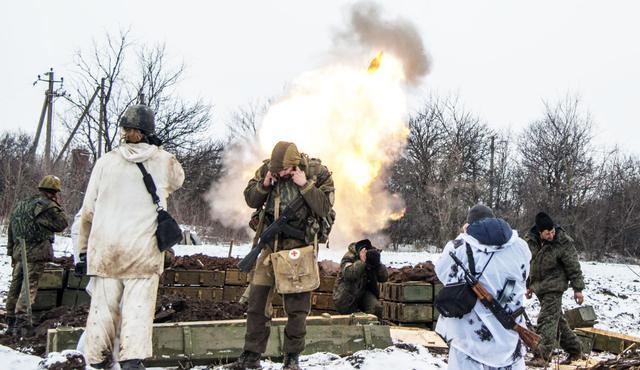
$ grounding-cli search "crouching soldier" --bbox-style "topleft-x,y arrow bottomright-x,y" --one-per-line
525,212 -> 585,366
6,175 -> 69,335
333,239 -> 388,320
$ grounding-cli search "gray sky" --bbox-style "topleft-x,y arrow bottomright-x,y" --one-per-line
2,0 -> 639,154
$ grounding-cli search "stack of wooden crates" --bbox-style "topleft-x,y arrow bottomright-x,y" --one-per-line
32,266 -> 91,311
380,281 -> 442,328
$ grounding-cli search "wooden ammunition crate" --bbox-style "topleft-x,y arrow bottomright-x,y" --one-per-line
33,290 -> 60,311
48,314 -> 390,366
383,301 -> 434,323
574,329 -> 594,353
222,285 -> 247,303
311,292 -> 335,310
162,269 -> 225,287
575,327 -> 640,354
61,289 -> 91,307
317,276 -> 337,293
39,269 -> 67,290
159,287 -> 224,302
66,273 -> 90,290
224,269 -> 249,286
380,282 -> 442,303
564,305 -> 597,329
272,306 -> 339,318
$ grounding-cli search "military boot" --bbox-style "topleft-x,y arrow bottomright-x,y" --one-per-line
223,350 -> 261,369
5,316 -> 16,336
120,359 -> 145,370
282,353 -> 301,370
559,352 -> 584,365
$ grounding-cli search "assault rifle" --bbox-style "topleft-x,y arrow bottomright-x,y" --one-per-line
449,251 -> 541,349
238,196 -> 306,272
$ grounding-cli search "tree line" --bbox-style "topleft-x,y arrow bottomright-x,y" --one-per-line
1,32 -> 638,259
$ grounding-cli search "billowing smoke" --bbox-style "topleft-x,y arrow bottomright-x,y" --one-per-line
206,2 -> 430,247
333,2 -> 431,86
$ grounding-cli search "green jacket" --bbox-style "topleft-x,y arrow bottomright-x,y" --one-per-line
332,243 -> 388,312
525,226 -> 585,296
244,154 -> 334,250
7,194 -> 69,262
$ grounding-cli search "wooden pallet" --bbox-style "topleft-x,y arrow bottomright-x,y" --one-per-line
380,282 -> 442,303
159,287 -> 224,302
162,269 -> 225,287
383,301 -> 434,323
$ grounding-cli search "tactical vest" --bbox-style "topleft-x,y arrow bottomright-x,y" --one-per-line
10,195 -> 56,245
262,154 -> 336,244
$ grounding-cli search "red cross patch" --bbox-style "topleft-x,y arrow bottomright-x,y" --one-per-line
288,249 -> 300,260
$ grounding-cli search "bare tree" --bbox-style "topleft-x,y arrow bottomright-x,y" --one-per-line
62,31 -> 212,160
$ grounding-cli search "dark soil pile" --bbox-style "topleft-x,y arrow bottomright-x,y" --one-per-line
170,254 -> 240,270
155,294 -> 247,322
0,293 -> 247,357
387,261 -> 438,283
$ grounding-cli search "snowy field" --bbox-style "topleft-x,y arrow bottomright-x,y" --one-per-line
1,236 -> 639,369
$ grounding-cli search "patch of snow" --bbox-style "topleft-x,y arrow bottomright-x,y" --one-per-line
0,345 -> 41,369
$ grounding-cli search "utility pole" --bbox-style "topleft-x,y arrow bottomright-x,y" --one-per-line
32,68 -> 65,170
489,135 -> 495,208
98,77 -> 105,158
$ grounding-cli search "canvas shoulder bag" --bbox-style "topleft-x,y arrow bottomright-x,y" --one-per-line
136,162 -> 182,252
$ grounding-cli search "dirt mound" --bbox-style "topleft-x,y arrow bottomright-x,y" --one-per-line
387,261 -> 437,283
155,294 -> 247,322
318,260 -> 340,276
170,254 -> 241,270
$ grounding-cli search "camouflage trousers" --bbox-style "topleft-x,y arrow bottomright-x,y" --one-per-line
335,291 -> 383,320
5,261 -> 45,319
536,293 -> 582,359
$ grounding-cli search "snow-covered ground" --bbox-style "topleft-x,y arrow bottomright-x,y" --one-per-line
1,236 -> 639,369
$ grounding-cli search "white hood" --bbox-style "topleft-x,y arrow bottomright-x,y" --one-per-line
118,142 -> 159,163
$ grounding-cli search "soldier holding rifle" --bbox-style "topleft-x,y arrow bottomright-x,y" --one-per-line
434,204 -> 534,370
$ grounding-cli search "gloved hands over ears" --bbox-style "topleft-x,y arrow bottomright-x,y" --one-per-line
75,253 -> 87,277
365,249 -> 381,268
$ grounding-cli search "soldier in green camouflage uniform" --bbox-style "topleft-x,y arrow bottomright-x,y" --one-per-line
5,175 -> 69,334
525,212 -> 585,365
226,141 -> 335,370
333,239 -> 388,320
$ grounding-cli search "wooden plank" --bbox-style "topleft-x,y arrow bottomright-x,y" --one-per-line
575,327 -> 640,354
224,270 -> 249,286
317,276 -> 336,293
311,292 -> 335,310
222,285 -> 246,303
383,301 -> 433,323
564,306 -> 597,329
390,327 -> 447,350
33,290 -> 59,311
48,315 -> 390,366
61,289 -> 91,306
39,269 -> 66,290
162,269 -> 225,287
159,287 -> 223,303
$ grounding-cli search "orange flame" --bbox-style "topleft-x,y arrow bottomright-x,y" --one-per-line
367,51 -> 383,73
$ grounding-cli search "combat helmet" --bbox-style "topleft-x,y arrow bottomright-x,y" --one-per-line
119,104 -> 155,135
38,175 -> 62,193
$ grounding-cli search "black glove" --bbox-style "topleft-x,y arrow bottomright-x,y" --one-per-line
75,253 -> 87,277
365,249 -> 381,268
